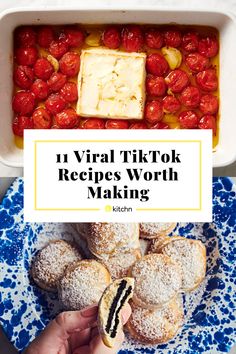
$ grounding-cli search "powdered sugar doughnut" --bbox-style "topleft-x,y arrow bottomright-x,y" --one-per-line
58,259 -> 111,310
98,249 -> 142,280
130,254 -> 182,309
158,236 -> 206,291
31,240 -> 82,292
88,223 -> 140,258
127,296 -> 184,344
140,223 -> 177,239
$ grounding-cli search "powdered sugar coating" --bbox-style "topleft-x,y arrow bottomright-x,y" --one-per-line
58,260 -> 111,310
127,296 -> 184,344
131,254 -> 182,308
161,238 -> 206,291
88,223 -> 139,256
140,223 -> 177,239
31,240 -> 82,292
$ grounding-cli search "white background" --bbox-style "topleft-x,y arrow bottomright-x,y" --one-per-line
0,0 -> 235,353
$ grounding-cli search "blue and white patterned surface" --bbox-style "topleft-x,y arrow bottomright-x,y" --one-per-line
0,177 -> 235,353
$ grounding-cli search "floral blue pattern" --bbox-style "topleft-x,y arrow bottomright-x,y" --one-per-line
0,177 -> 235,353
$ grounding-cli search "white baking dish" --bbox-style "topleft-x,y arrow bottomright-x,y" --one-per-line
0,7 -> 236,168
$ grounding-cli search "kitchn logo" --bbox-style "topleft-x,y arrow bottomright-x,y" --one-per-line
105,205 -> 133,213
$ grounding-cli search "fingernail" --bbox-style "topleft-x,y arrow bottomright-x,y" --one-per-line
81,305 -> 98,317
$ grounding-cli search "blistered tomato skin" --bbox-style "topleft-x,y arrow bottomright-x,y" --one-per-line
150,121 -> 170,129
55,108 -> 78,128
45,93 -> 66,115
129,122 -> 148,129
146,53 -> 169,77
121,25 -> 144,52
162,95 -> 181,113
60,82 -> 78,102
180,86 -> 201,109
200,94 -> 219,115
32,108 -> 52,129
103,27 -> 121,49
47,72 -> 67,92
12,115 -> 34,136
81,118 -> 105,129
59,52 -> 80,77
145,100 -> 163,123
15,47 -> 38,66
49,40 -> 69,59
178,110 -> 199,128
146,75 -> 167,97
34,58 -> 54,81
185,53 -> 210,73
198,36 -> 219,58
164,29 -> 182,47
37,26 -> 54,48
144,28 -> 163,49
105,120 -> 129,129
12,91 -> 36,116
31,79 -> 49,100
61,27 -> 85,48
182,32 -> 199,52
15,27 -> 36,47
198,114 -> 216,134
165,69 -> 189,93
196,69 -> 218,92
13,65 -> 34,89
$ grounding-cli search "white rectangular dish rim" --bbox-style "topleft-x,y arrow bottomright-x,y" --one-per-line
0,7 -> 236,168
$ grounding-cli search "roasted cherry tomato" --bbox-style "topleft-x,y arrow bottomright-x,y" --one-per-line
129,122 -> 148,129
196,69 -> 218,92
180,86 -> 201,109
178,110 -> 199,128
144,28 -> 163,49
150,121 -> 170,129
37,26 -> 54,48
15,47 -> 38,66
47,72 -> 67,92
55,108 -> 78,128
182,32 -> 199,52
165,69 -> 189,93
145,100 -> 163,123
146,75 -> 167,97
198,35 -> 219,58
102,27 -> 121,49
162,95 -> 181,113
198,114 -> 216,135
60,82 -> 78,102
59,52 -> 80,77
146,53 -> 169,76
105,120 -> 129,129
31,79 -> 49,100
49,40 -> 69,59
60,27 -> 85,48
12,91 -> 36,116
121,25 -> 144,52
185,53 -> 210,73
81,118 -> 105,129
199,94 -> 219,115
34,58 -> 54,80
12,115 -> 34,136
15,26 -> 36,47
13,65 -> 34,89
32,108 -> 52,129
45,93 -> 66,115
164,29 -> 182,47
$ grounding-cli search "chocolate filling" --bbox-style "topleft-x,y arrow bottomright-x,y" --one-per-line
110,285 -> 132,338
105,279 -> 127,334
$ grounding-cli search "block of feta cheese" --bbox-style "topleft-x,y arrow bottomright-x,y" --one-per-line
77,48 -> 146,120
